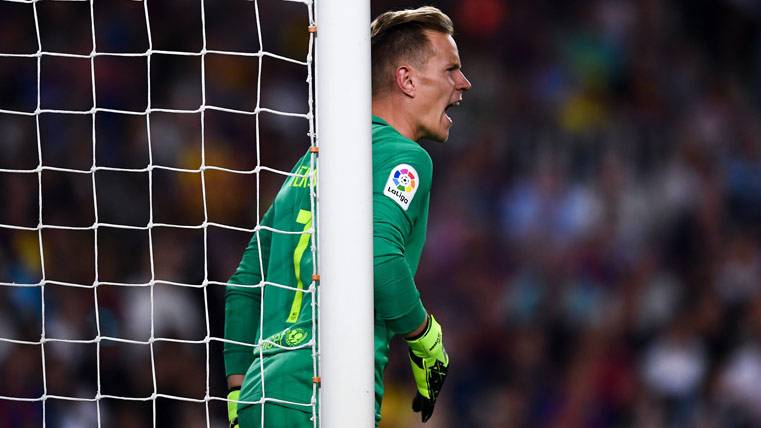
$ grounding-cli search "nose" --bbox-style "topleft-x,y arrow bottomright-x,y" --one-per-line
457,70 -> 472,92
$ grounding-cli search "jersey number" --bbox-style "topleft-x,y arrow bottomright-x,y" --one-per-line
287,209 -> 313,323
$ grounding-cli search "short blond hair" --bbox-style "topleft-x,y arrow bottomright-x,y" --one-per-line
371,6 -> 454,96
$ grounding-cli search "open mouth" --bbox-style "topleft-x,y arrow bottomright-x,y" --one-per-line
445,100 -> 461,112
444,100 -> 461,124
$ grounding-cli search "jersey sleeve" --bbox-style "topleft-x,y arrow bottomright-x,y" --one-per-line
373,148 -> 432,335
223,206 -> 274,377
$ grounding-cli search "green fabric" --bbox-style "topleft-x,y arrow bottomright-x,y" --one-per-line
224,116 -> 432,423
237,400 -> 314,428
224,151 -> 316,414
224,206 -> 273,376
239,349 -> 314,414
370,115 -> 431,332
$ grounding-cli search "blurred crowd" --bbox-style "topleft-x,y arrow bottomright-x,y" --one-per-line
1,0 -> 761,427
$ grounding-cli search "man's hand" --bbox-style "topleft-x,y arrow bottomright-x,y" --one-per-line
227,388 -> 240,428
405,314 -> 449,422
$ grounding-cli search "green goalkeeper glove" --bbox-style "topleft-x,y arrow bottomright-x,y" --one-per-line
405,314 -> 449,423
227,388 -> 240,428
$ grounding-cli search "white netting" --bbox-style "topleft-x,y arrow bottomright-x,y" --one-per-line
0,0 -> 318,426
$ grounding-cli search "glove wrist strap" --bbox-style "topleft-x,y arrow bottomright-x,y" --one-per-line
405,314 -> 432,341
405,314 -> 444,359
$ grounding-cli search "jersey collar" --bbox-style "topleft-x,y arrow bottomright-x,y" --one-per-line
372,115 -> 390,126
371,115 -> 418,145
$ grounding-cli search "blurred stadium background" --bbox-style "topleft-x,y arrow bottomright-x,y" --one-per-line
1,0 -> 761,427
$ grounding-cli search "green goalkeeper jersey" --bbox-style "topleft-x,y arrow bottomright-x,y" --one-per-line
224,116 -> 430,422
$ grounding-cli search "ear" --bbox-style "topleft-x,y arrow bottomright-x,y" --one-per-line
394,65 -> 416,98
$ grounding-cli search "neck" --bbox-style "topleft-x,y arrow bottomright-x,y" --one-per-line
372,95 -> 419,141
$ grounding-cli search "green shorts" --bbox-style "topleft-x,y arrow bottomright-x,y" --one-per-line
238,401 -> 313,428
239,349 -> 314,419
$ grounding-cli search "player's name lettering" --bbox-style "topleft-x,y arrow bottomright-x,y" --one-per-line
290,165 -> 317,188
386,186 -> 409,204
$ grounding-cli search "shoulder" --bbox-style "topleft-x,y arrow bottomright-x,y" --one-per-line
374,141 -> 432,184
372,128 -> 432,175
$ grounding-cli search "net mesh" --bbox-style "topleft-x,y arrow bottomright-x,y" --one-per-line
0,0 -> 318,425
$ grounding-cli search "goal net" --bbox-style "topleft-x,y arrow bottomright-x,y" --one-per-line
0,0 -> 320,426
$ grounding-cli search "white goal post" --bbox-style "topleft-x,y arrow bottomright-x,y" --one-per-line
315,0 -> 375,427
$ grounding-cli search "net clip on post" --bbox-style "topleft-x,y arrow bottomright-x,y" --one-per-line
309,146 -> 319,154
308,24 -> 317,34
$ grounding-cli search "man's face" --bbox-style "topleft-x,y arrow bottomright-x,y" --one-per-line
412,31 -> 471,142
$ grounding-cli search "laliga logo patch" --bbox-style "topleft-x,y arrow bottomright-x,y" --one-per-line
384,163 -> 419,211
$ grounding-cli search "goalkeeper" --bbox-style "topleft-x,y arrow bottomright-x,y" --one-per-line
224,6 -> 471,427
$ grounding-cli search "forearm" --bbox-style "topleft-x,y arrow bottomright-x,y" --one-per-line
224,284 -> 261,376
373,255 -> 427,336
224,215 -> 272,376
